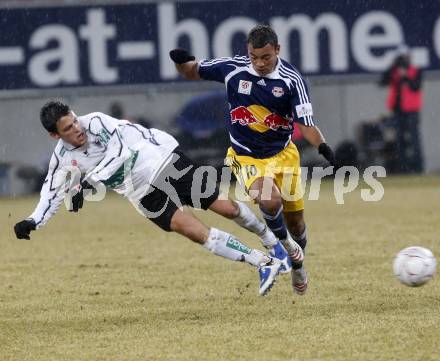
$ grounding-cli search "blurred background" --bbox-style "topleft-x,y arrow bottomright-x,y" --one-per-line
1,0 -> 439,196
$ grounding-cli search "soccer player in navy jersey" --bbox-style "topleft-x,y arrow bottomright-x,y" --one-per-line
170,25 -> 335,295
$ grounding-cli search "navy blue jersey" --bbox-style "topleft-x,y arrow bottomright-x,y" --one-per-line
198,56 -> 315,158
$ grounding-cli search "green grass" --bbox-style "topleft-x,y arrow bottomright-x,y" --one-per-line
1,175 -> 439,361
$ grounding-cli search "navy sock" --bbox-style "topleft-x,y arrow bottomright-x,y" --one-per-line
260,206 -> 287,241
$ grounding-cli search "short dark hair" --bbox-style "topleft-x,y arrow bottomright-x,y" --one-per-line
40,101 -> 70,133
247,25 -> 278,48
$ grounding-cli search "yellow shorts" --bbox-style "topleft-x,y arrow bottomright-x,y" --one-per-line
225,142 -> 304,212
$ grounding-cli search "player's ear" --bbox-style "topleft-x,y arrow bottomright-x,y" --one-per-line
275,44 -> 280,55
49,131 -> 61,140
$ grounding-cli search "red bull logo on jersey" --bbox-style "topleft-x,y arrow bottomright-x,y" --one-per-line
263,113 -> 291,130
230,106 -> 258,126
230,105 -> 292,132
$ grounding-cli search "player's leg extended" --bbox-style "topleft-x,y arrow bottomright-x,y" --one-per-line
169,208 -> 282,296
250,176 -> 304,267
225,149 -> 296,273
276,144 -> 308,295
207,198 -> 278,249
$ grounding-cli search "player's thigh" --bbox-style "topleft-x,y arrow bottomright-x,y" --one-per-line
137,186 -> 180,232
273,145 -> 304,212
171,150 -> 220,210
225,147 -> 276,196
275,171 -> 304,212
169,208 -> 209,244
138,187 -> 210,241
249,176 -> 283,208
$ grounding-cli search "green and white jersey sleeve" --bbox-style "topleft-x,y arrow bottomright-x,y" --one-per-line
29,143 -> 71,229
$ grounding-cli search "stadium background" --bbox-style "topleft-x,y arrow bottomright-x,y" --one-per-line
1,0 -> 440,195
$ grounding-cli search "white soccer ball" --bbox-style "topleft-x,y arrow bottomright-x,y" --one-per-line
393,246 -> 436,287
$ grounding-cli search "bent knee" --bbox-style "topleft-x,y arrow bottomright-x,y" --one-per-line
258,197 -> 283,215
169,211 -> 186,233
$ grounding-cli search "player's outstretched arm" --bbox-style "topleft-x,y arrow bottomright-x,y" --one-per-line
298,124 -> 335,166
13,152 -> 68,239
169,49 -> 201,80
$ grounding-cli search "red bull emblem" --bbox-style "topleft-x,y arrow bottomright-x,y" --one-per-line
71,159 -> 78,166
264,113 -> 291,130
230,105 -> 292,131
230,106 -> 258,125
272,86 -> 284,98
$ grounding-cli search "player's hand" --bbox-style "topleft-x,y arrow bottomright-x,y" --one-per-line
169,49 -> 195,64
70,180 -> 93,212
318,143 -> 335,166
14,219 -> 36,240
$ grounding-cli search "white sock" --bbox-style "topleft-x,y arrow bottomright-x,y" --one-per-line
280,232 -> 304,263
233,201 -> 277,248
203,228 -> 269,267
259,226 -> 278,249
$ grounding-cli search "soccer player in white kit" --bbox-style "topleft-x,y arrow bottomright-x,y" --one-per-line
13,101 -> 283,296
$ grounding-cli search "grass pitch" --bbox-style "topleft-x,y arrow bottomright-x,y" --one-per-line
1,175 -> 439,361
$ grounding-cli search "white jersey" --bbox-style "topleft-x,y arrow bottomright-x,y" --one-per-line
29,112 -> 178,229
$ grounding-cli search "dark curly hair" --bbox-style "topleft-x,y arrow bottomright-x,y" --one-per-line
40,101 -> 70,133
247,25 -> 278,48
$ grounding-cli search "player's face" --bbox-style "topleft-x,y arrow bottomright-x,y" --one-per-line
248,43 -> 280,77
51,112 -> 87,147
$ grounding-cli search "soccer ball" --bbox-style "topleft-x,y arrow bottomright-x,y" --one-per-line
393,246 -> 436,287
